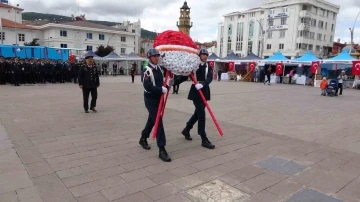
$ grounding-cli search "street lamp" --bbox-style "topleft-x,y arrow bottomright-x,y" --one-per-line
349,11 -> 360,53
256,19 -> 265,58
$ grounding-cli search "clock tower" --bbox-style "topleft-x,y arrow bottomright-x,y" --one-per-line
176,1 -> 193,35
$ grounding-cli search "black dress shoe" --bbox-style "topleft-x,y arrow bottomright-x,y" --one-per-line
90,108 -> 97,112
85,110 -> 89,113
139,138 -> 151,150
181,129 -> 192,141
159,149 -> 171,162
202,138 -> 215,149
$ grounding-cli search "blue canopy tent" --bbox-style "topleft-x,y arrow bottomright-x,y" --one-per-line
103,51 -> 126,61
208,53 -> 221,61
220,52 -> 240,62
291,51 -> 320,64
322,50 -> 355,64
0,45 -> 69,61
264,51 -> 289,63
239,52 -> 262,62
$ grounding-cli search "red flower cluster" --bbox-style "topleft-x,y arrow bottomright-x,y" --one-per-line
153,30 -> 197,50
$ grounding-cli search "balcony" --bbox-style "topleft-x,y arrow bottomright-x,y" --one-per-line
299,10 -> 312,18
267,24 -> 288,31
267,12 -> 289,19
298,23 -> 311,31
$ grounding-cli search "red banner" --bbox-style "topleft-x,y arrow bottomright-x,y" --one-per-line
249,62 -> 256,72
228,62 -> 234,71
275,63 -> 283,75
69,55 -> 76,61
208,61 -> 214,68
352,61 -> 360,75
311,61 -> 320,74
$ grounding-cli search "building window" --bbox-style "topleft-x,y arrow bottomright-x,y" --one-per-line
325,22 -> 327,30
281,18 -> 287,25
310,32 -> 315,39
267,31 -> 272,38
308,44 -> 313,50
331,24 -> 334,31
121,36 -> 126,42
250,12 -> 255,17
18,34 -> 25,42
86,46 -> 92,51
316,45 -> 320,51
317,33 -> 322,40
99,34 -> 105,40
236,22 -> 244,51
318,21 -> 324,28
279,44 -> 284,50
60,30 -> 67,37
280,31 -> 285,38
268,19 -> 274,26
227,24 -> 233,51
132,29 -> 135,33
269,9 -> 275,14
282,7 -> 288,12
60,44 -> 67,48
0,32 -> 4,40
121,48 -> 126,54
247,41 -> 253,55
330,35 -> 333,42
324,34 -> 326,41
86,33 -> 93,39
248,21 -> 254,41
311,19 -> 316,26
267,44 -> 271,49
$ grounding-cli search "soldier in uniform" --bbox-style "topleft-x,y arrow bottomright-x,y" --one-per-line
39,60 -> 46,84
140,48 -> 172,162
177,49 -> 215,149
78,53 -> 100,113
12,58 -> 21,86
0,57 -> 5,84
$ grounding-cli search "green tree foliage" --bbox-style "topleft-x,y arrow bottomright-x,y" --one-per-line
95,45 -> 114,57
24,38 -> 40,46
22,12 -> 157,39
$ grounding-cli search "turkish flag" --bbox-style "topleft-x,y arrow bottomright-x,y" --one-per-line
275,63 -> 283,75
208,61 -> 214,68
249,62 -> 256,71
228,62 -> 234,71
311,61 -> 320,74
352,61 -> 360,75
69,55 -> 76,61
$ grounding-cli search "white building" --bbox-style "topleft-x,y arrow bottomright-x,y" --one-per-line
140,39 -> 154,54
0,3 -> 141,57
217,0 -> 340,59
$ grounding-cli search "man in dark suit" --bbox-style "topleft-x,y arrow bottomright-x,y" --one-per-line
78,53 -> 100,113
177,49 -> 215,149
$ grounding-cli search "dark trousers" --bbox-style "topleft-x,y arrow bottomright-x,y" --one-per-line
336,83 -> 343,95
141,98 -> 166,147
173,84 -> 179,93
184,99 -> 206,137
264,74 -> 271,84
82,88 -> 97,111
289,76 -> 292,84
113,70 -> 117,76
13,73 -> 20,86
0,72 -> 5,84
131,74 -> 135,82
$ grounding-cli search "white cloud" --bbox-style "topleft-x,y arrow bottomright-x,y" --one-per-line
11,0 -> 360,43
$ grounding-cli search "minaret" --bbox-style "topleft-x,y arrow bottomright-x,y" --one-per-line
176,1 -> 193,36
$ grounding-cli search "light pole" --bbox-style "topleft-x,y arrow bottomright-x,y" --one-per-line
349,11 -> 360,53
256,20 -> 265,58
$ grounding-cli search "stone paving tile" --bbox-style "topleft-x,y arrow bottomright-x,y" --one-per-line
287,188 -> 343,202
2,78 -> 360,201
335,189 -> 360,202
143,183 -> 180,200
76,192 -> 109,202
236,172 -> 283,194
154,193 -> 191,202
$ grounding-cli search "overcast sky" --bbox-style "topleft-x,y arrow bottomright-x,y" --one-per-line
11,0 -> 360,43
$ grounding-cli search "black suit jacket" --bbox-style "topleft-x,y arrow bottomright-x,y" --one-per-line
78,65 -> 100,88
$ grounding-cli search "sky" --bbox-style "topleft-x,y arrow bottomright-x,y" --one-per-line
10,0 -> 360,44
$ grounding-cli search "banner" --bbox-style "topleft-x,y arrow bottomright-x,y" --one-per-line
249,62 -> 256,71
275,63 -> 283,75
352,61 -> 360,75
311,61 -> 320,74
228,62 -> 234,71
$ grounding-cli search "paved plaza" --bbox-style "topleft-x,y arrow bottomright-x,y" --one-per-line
0,76 -> 360,202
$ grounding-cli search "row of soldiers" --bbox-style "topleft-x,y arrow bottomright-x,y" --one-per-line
0,57 -> 85,86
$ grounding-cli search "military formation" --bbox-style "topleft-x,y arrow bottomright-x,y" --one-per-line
0,57 -> 85,86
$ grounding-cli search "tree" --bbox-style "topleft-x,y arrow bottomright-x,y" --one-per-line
95,45 -> 114,57
140,47 -> 145,54
24,38 -> 40,46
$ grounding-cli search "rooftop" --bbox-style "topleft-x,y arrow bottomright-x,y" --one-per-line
181,1 -> 190,9
54,21 -> 124,31
1,18 -> 37,30
0,3 -> 23,11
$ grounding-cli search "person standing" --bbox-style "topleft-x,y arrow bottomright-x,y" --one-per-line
264,66 -> 272,85
140,48 -> 172,162
289,68 -> 295,84
12,58 -> 21,86
177,49 -> 215,149
112,63 -> 117,76
172,75 -> 180,94
0,57 -> 6,85
336,70 -> 346,96
130,64 -> 136,83
78,53 -> 100,113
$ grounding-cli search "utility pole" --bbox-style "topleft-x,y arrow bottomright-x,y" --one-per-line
349,11 -> 360,53
256,20 -> 264,58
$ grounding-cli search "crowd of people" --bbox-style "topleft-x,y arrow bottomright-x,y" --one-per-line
0,57 -> 84,86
